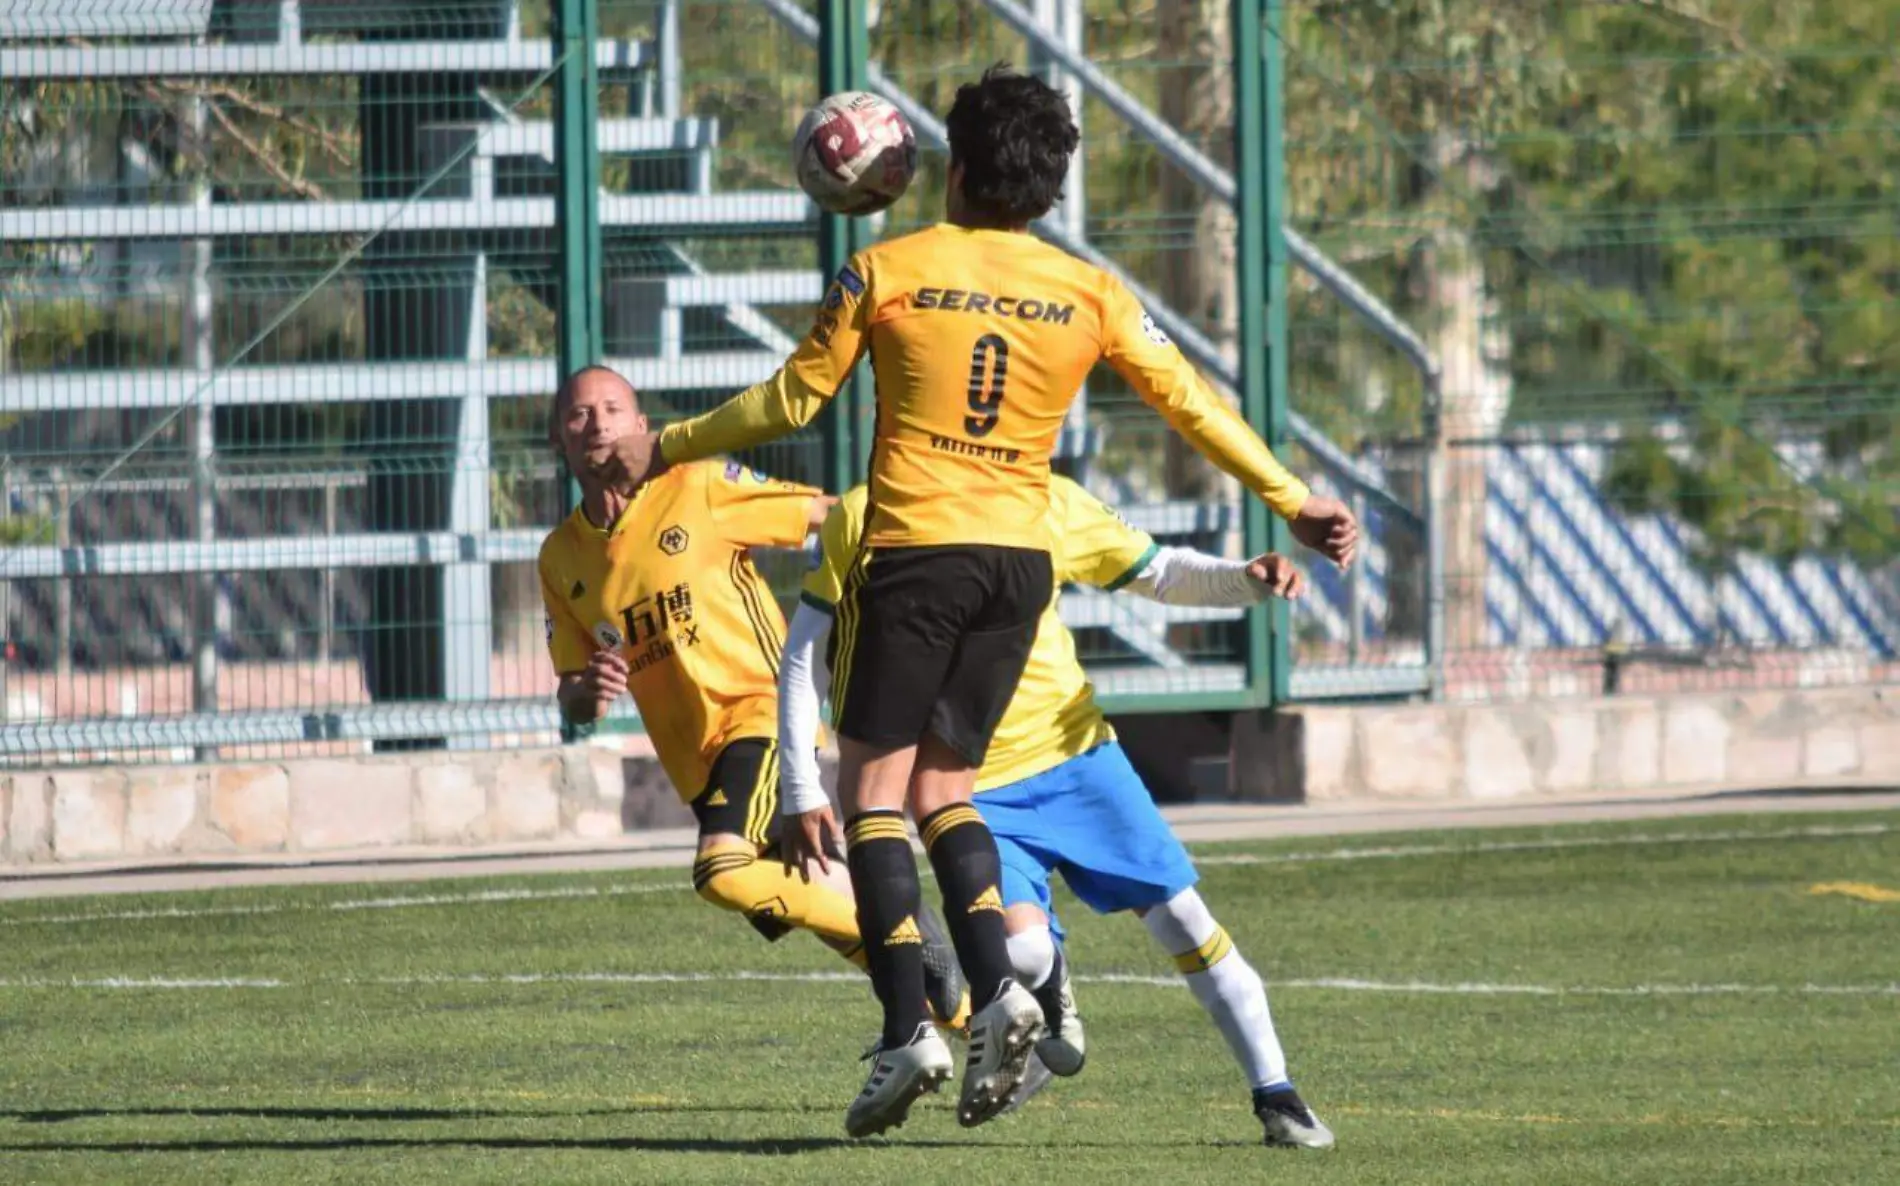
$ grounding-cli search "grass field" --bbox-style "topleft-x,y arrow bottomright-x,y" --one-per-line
3,807 -> 1898,1185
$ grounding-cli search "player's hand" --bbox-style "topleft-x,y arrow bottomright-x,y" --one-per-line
1245,554 -> 1306,600
1289,494 -> 1359,569
781,805 -> 841,883
590,430 -> 669,493
578,648 -> 629,719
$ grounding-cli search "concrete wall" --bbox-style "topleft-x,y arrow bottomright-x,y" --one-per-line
5,686 -> 1897,867
1233,686 -> 1900,802
0,744 -> 692,866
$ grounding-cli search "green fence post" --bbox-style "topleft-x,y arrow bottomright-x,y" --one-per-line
1261,0 -> 1293,705
1231,0 -> 1290,705
554,0 -> 603,741
554,0 -> 603,471
817,0 -> 871,494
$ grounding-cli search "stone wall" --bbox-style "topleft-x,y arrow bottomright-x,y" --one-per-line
6,686 -> 1897,867
1,743 -> 692,866
1232,685 -> 1900,802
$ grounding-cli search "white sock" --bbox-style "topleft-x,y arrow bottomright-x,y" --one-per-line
1143,888 -> 1290,1092
1005,923 -> 1058,991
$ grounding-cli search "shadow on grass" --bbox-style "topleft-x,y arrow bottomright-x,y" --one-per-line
5,1104 -> 823,1124
0,1135 -> 973,1155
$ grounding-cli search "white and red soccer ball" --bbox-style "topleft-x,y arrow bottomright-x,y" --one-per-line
792,91 -> 918,216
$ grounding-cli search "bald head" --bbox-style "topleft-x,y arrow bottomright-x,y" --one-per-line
551,365 -> 647,484
554,364 -> 639,423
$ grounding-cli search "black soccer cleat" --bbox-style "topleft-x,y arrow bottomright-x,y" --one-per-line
1253,1085 -> 1336,1149
1029,947 -> 1085,1075
916,902 -> 970,1031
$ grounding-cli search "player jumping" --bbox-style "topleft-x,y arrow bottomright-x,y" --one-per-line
592,67 -> 1358,1135
537,366 -> 965,1026
778,476 -> 1336,1149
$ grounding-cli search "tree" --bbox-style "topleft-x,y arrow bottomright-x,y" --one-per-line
1280,0 -> 1898,642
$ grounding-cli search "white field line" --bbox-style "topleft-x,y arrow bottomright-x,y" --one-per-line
3,820 -> 1891,928
0,970 -> 1894,997
1192,822 -> 1894,867
0,882 -> 680,927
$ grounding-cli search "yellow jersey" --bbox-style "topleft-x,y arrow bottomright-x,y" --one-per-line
804,475 -> 1157,792
538,460 -> 817,798
659,223 -> 1310,551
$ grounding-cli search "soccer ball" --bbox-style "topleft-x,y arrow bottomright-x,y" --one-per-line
792,91 -> 918,216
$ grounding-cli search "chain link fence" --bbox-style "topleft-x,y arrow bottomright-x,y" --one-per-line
3,0 -> 1894,766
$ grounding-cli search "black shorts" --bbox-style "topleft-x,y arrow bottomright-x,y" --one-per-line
829,544 -> 1053,765
688,737 -> 782,847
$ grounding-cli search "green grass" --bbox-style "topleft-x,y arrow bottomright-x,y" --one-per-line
3,808 -> 1898,1185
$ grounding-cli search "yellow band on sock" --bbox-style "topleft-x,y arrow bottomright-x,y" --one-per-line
846,814 -> 910,846
920,804 -> 983,850
692,840 -> 760,893
1173,925 -> 1235,975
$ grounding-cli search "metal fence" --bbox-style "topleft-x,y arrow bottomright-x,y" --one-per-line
1278,1 -> 1900,701
2,0 -> 1894,766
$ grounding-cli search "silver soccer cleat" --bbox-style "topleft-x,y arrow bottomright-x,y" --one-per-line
1256,1089 -> 1337,1149
845,1023 -> 954,1139
997,1050 -> 1056,1116
956,979 -> 1045,1128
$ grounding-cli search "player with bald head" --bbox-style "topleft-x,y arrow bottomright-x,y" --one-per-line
537,365 -> 967,1026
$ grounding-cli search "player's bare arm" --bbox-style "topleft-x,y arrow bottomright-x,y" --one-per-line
807,494 -> 839,534
557,650 -> 629,725
1287,495 -> 1359,568
1247,553 -> 1306,600
782,801 -> 842,882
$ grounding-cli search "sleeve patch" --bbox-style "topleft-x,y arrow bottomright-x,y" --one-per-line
837,265 -> 865,296
724,459 -> 743,480
1140,311 -> 1172,346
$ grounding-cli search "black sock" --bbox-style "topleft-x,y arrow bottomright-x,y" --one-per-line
1037,939 -> 1067,997
844,810 -> 928,1048
919,803 -> 1015,1011
1254,1085 -> 1308,1115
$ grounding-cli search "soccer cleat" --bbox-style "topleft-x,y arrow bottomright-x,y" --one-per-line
956,979 -> 1045,1128
997,1050 -> 1055,1116
1254,1086 -> 1336,1149
918,903 -> 970,1032
1030,961 -> 1085,1076
846,1022 -> 954,1139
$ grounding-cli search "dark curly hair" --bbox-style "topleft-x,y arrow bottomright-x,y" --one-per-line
945,65 -> 1080,227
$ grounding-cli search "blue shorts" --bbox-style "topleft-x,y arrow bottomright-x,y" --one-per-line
973,742 -> 1199,940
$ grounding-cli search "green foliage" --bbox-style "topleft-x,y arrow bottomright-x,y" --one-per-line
0,513 -> 55,545
6,1 -> 1893,571
1280,0 -> 1899,566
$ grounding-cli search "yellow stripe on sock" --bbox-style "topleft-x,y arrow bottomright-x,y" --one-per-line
1173,926 -> 1235,974
920,804 -> 983,850
845,815 -> 909,846
847,824 -> 909,847
691,853 -> 756,892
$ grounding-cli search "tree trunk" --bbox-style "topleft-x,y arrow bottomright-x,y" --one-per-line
1416,131 -> 1511,653
1157,0 -> 1240,523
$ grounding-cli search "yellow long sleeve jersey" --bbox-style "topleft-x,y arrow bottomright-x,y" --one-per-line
537,461 -> 817,798
659,224 -> 1310,551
